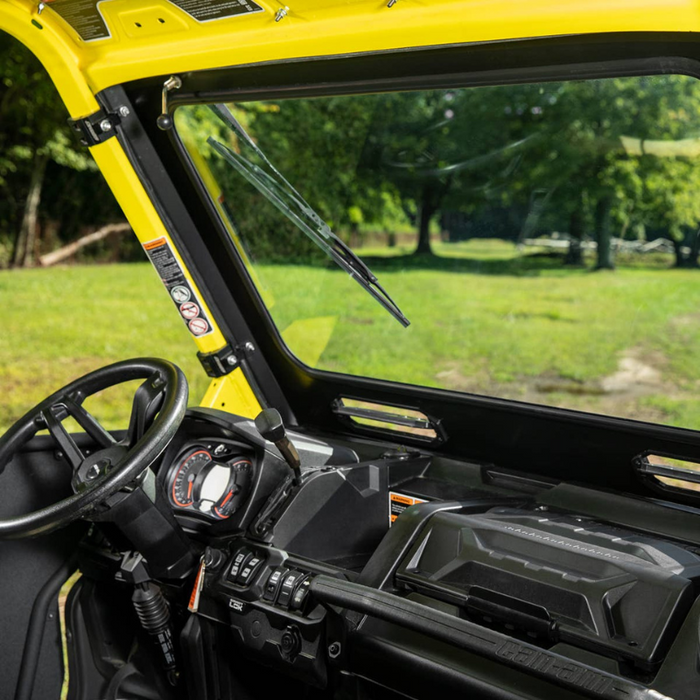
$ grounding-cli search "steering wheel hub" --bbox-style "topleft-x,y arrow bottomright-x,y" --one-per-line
72,444 -> 128,491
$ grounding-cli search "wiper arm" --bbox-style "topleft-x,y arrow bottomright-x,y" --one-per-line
207,105 -> 410,328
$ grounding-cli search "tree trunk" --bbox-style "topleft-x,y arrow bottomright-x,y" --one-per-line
672,237 -> 686,268
415,186 -> 437,255
687,229 -> 700,268
564,207 -> 584,266
12,152 -> 47,268
594,196 -> 615,270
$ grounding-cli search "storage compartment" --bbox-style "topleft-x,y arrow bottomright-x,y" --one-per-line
396,507 -> 700,670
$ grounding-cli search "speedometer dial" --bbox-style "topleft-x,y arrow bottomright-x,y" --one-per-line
168,445 -> 253,520
171,449 -> 212,508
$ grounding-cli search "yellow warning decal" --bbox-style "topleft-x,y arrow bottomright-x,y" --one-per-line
389,491 -> 428,526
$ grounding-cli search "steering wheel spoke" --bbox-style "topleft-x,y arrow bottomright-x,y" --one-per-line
63,396 -> 116,449
125,373 -> 167,448
42,404 -> 84,470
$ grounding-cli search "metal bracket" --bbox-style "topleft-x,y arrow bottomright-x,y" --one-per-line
197,344 -> 239,378
68,106 -> 129,147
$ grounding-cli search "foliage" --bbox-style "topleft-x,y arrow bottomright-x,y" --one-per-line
0,32 -> 125,267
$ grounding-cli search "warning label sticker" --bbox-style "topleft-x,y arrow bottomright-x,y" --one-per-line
166,0 -> 263,22
188,317 -> 209,336
143,237 -> 214,338
180,301 -> 200,320
389,491 -> 428,526
47,0 -> 111,42
46,0 -> 263,43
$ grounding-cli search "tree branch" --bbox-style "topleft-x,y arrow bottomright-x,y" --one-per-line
38,222 -> 131,267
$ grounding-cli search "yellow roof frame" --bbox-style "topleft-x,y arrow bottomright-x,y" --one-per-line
2,0 -> 700,122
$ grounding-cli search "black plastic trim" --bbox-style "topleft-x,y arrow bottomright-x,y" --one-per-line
15,554 -> 78,700
310,575 -> 663,700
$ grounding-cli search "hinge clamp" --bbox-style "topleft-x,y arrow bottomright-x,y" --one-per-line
68,106 -> 128,147
197,344 -> 239,378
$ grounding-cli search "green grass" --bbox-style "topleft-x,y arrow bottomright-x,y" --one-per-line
2,239 -> 700,434
0,263 -> 209,433
259,239 -> 700,430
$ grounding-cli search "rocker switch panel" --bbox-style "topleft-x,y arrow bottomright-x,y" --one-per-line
277,571 -> 304,608
238,555 -> 264,586
227,549 -> 252,582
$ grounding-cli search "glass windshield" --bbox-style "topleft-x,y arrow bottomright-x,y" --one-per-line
175,74 -> 700,430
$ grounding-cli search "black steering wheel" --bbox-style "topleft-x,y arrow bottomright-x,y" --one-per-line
0,358 -> 188,539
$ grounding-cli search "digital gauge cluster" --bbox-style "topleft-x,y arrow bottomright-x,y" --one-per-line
167,443 -> 253,520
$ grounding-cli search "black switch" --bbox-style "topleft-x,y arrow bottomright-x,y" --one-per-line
264,567 -> 288,602
227,549 -> 252,582
277,570 -> 303,608
237,555 -> 264,586
290,576 -> 311,612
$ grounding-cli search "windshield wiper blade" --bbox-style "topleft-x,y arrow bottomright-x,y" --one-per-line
206,105 -> 410,328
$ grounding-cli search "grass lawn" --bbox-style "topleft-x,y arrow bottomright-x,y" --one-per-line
2,239 -> 700,435
0,263 -> 209,433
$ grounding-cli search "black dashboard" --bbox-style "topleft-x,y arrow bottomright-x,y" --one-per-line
77,406 -> 700,700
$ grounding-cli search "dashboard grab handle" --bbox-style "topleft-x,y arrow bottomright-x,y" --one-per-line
308,575 -> 672,700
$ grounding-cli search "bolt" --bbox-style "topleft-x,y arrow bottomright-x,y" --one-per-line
118,106 -> 130,118
164,75 -> 182,91
244,342 -> 255,354
328,642 -> 341,658
86,459 -> 109,481
387,0 -> 397,6
99,118 -> 112,133
275,6 -> 288,21
86,464 -> 102,480
37,1 -> 45,14
226,355 -> 238,366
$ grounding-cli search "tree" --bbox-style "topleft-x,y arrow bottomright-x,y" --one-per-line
0,32 -> 115,267
176,73 -> 700,270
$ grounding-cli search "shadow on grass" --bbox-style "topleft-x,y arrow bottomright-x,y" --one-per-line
259,250 -> 570,276
359,251 -> 570,277
259,247 -> 682,277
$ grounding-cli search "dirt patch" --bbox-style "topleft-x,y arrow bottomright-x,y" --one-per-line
433,348 -> 674,424
600,349 -> 666,396
435,348 -> 668,399
532,349 -> 667,398
670,312 -> 700,328
435,360 -> 492,394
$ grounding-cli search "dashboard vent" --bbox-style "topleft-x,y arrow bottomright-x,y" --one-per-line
332,398 -> 442,442
635,452 -> 700,498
